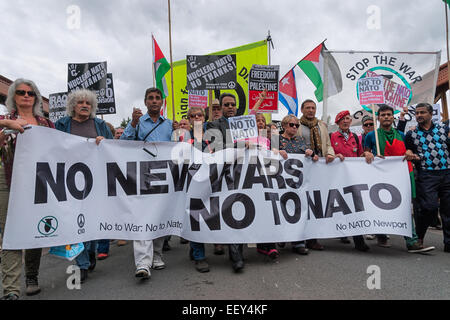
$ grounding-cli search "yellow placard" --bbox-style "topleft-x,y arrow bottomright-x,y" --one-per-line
166,40 -> 268,121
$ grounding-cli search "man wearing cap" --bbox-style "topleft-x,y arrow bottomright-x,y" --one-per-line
364,104 -> 435,253
360,115 -> 375,147
209,99 -> 222,122
330,110 -> 374,251
296,99 -> 335,250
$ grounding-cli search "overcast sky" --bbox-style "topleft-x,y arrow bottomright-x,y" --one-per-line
0,0 -> 447,126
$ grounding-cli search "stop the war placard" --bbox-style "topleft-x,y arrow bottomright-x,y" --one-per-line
67,61 -> 107,92
186,55 -> 237,91
48,92 -> 68,123
248,64 -> 279,113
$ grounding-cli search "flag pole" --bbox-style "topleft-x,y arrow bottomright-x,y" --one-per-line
445,1 -> 450,121
168,0 -> 176,121
151,34 -> 156,88
267,30 -> 274,122
371,104 -> 381,156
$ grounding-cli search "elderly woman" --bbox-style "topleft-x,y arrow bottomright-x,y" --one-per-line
278,115 -> 317,255
0,78 -> 55,300
55,89 -> 113,283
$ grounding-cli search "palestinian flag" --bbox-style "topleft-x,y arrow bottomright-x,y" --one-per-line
377,128 -> 416,198
152,35 -> 171,99
297,42 -> 342,102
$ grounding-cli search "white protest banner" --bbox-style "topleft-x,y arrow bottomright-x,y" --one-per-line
228,115 -> 258,143
188,90 -> 208,108
248,64 -> 279,113
2,126 -> 413,249
357,76 -> 384,105
48,92 -> 68,123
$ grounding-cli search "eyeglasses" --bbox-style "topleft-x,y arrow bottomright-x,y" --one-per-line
288,123 -> 300,128
15,90 -> 36,97
223,103 -> 236,107
189,113 -> 204,118
363,123 -> 374,127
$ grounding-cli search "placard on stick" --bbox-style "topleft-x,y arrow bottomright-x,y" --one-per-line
248,64 -> 279,113
186,55 -> 237,90
228,115 -> 258,143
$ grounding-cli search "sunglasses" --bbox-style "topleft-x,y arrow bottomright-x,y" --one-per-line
288,123 -> 300,128
223,103 -> 236,107
15,90 -> 36,97
189,113 -> 204,118
363,123 -> 374,127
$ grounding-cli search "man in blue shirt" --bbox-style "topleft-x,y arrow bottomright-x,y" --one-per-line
121,87 -> 173,279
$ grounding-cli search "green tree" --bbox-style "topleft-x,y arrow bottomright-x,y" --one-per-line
120,117 -> 131,128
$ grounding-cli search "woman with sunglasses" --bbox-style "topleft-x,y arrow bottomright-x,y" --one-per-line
0,79 -> 55,300
277,115 -> 318,255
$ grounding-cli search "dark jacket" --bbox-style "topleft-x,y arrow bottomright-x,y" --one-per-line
55,116 -> 113,139
205,116 -> 234,152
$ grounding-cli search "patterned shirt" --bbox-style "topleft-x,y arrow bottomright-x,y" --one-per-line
405,122 -> 450,171
0,111 -> 55,188
279,135 -> 307,154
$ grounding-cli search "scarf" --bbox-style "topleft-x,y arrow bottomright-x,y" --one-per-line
299,116 -> 322,155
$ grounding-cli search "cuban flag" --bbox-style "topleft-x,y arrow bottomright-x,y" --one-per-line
279,69 -> 298,116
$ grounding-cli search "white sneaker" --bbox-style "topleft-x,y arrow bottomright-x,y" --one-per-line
152,256 -> 166,270
135,267 -> 150,279
365,235 -> 376,240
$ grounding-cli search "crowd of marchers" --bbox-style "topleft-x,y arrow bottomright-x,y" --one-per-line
0,78 -> 448,300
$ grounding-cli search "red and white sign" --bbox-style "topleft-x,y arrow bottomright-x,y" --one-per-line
248,65 -> 279,113
358,76 -> 384,105
188,90 -> 208,108
365,70 -> 412,110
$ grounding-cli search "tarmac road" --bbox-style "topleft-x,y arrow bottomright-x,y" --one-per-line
3,228 -> 447,301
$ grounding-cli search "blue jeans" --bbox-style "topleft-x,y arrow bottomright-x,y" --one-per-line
76,241 -> 97,270
97,239 -> 110,254
190,242 -> 205,260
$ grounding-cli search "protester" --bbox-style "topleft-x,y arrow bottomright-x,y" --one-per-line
330,110 -> 373,251
120,87 -> 173,279
277,115 -> 318,255
360,115 -> 374,147
55,89 -> 113,282
114,127 -> 124,139
364,104 -> 434,253
296,99 -> 335,250
209,99 -> 222,121
206,93 -> 245,272
0,78 -> 55,300
404,102 -> 450,253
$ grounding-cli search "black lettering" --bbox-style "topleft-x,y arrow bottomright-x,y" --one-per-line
209,162 -> 242,193
168,162 -> 189,192
189,197 -> 220,231
34,163 -> 66,204
306,190 -> 324,219
265,192 -> 281,225
369,183 -> 402,210
280,192 -> 301,224
243,157 -> 269,189
222,193 -> 255,229
284,159 -> 303,189
140,161 -> 168,194
343,184 -> 369,212
106,162 -> 137,196
66,163 -> 93,200
325,189 -> 352,218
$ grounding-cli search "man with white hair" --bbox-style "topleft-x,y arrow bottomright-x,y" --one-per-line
55,89 -> 113,283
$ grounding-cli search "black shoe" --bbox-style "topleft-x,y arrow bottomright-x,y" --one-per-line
80,269 -> 88,283
189,247 -> 194,261
88,252 -> 96,272
195,259 -> 210,273
444,244 -> 450,253
214,244 -> 225,255
1,293 -> 19,300
355,243 -> 370,252
180,238 -> 189,244
340,237 -> 351,244
232,260 -> 244,272
228,244 -> 243,262
25,276 -> 41,296
163,239 -> 171,251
